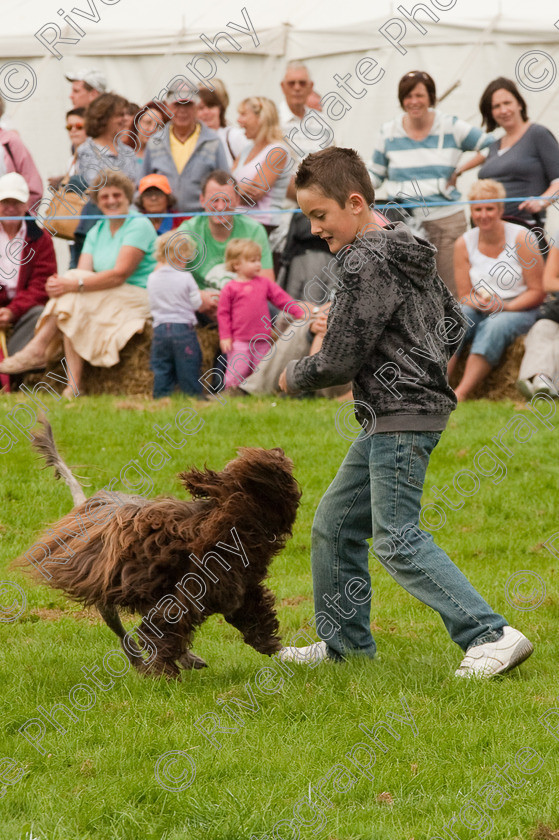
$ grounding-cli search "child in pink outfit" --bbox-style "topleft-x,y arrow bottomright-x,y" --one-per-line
217,238 -> 306,388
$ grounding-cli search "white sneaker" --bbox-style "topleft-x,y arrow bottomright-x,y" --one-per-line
277,640 -> 331,664
533,374 -> 558,397
516,378 -> 536,399
455,626 -> 533,678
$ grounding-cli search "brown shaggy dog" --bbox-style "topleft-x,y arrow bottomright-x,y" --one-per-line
18,421 -> 301,678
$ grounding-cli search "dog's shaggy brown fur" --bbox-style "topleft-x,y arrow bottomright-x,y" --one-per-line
17,421 -> 301,678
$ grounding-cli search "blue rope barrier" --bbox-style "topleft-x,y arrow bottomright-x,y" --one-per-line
5,194 -> 558,222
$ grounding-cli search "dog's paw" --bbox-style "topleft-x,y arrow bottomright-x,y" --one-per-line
144,659 -> 182,680
178,651 -> 208,670
253,637 -> 283,655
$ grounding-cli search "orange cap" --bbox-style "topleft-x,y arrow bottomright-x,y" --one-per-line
138,174 -> 173,195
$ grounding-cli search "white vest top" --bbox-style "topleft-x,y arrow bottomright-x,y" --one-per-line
463,222 -> 528,300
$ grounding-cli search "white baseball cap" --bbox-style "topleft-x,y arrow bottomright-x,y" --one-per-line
65,69 -> 108,92
0,173 -> 30,204
165,79 -> 200,105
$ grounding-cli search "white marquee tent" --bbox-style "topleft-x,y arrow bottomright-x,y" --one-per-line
2,0 -> 559,203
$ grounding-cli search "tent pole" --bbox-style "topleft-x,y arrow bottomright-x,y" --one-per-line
438,12 -> 501,103
535,63 -> 559,124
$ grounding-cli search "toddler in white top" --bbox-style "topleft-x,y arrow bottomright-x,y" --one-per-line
147,230 -> 204,398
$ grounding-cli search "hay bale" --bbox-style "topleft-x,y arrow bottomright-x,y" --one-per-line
195,324 -> 220,379
23,321 -> 218,397
21,328 -> 527,401
23,324 -> 154,397
83,324 -> 154,396
449,336 -> 526,401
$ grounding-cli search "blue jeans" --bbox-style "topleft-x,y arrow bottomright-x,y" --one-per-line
311,430 -> 507,659
150,323 -> 202,398
457,305 -> 539,367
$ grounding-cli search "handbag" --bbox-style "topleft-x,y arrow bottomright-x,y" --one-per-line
538,292 -> 559,325
44,156 -> 87,240
2,140 -> 86,240
501,212 -> 549,257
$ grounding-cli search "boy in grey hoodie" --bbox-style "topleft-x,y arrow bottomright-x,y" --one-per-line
278,148 -> 533,678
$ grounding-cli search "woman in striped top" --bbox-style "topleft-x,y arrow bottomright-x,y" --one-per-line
369,71 -> 494,297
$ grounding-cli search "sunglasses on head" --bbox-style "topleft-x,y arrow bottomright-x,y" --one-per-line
402,71 -> 430,81
66,122 -> 85,130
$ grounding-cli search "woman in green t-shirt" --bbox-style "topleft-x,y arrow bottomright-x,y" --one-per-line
1,171 -> 157,396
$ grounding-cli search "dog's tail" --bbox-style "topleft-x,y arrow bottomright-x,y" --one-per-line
32,416 -> 86,507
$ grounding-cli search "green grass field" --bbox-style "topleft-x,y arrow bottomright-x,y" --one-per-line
0,394 -> 558,840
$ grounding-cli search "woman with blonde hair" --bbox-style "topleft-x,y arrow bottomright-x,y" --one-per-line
448,179 -> 545,400
232,97 -> 291,232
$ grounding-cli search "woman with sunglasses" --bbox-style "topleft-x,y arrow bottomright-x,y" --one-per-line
369,70 -> 495,297
135,173 -> 183,234
48,108 -> 87,188
66,109 -> 87,171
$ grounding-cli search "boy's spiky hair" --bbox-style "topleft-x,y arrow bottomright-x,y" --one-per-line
294,147 -> 375,208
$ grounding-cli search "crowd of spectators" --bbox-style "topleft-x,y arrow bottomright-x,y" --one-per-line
0,63 -> 559,401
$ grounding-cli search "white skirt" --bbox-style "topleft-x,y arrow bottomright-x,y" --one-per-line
37,269 -> 150,368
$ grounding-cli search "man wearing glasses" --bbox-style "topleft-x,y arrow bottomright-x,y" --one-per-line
279,63 -> 329,203
279,63 -> 323,156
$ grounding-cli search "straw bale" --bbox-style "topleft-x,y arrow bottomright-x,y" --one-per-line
23,325 -> 154,397
21,331 -> 527,401
449,336 -> 526,401
195,324 -> 220,378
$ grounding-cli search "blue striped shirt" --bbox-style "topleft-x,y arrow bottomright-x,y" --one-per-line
369,110 -> 494,219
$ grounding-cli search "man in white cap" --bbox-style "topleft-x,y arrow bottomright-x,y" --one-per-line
0,173 -> 56,360
65,69 -> 107,109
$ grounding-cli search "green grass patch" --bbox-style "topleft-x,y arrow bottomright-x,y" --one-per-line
0,394 -> 557,840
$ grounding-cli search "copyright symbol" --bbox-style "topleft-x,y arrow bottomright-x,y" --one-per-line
334,399 -> 376,442
0,581 -> 27,623
164,231 -> 206,273
154,750 -> 196,792
505,570 -> 546,611
515,50 -> 557,92
0,61 -> 37,102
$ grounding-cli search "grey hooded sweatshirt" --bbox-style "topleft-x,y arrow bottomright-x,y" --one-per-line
285,221 -> 466,434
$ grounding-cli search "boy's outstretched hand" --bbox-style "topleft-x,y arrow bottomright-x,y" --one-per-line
278,369 -> 288,392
